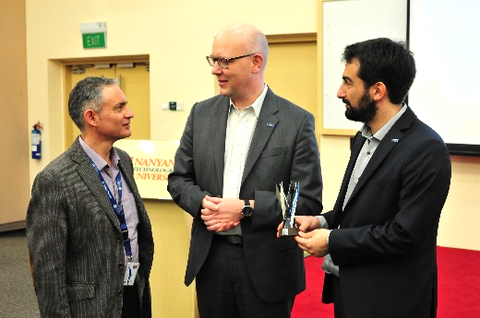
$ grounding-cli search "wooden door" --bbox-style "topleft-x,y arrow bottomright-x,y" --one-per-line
64,61 -> 150,148
265,34 -> 317,117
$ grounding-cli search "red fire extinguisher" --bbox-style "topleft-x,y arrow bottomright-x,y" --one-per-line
31,122 -> 43,159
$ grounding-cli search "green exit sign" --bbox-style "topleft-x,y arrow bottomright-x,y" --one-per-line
82,32 -> 106,49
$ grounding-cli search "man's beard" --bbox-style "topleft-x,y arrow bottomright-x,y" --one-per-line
344,92 -> 377,123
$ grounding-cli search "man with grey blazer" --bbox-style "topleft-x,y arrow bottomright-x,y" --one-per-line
27,77 -> 154,318
167,23 -> 323,318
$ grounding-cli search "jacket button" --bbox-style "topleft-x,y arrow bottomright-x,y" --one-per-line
118,264 -> 124,270
118,289 -> 123,296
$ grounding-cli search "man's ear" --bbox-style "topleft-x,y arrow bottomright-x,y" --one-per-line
252,53 -> 264,74
372,82 -> 387,102
84,109 -> 98,127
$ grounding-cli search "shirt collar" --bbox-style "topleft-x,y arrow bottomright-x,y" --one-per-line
229,83 -> 268,117
79,136 -> 120,170
361,104 -> 408,141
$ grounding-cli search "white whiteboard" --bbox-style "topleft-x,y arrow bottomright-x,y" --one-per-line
322,0 -> 408,131
409,0 -> 480,146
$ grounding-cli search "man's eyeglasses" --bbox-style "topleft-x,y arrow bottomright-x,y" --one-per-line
206,53 -> 256,69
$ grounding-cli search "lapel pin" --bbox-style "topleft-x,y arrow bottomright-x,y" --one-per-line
391,138 -> 399,143
266,122 -> 276,128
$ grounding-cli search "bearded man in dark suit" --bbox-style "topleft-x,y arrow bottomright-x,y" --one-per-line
293,38 -> 451,318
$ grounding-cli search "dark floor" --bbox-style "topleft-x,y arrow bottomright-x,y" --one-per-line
0,229 -> 40,317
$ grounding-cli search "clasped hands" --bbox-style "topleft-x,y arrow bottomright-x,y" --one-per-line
277,216 -> 330,258
201,196 -> 330,258
201,195 -> 243,233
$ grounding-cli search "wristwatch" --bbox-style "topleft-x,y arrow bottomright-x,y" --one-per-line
241,199 -> 253,218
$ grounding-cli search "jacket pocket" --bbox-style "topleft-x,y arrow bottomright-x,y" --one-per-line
67,282 -> 95,302
259,146 -> 286,159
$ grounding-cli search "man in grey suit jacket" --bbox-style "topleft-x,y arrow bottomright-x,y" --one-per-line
167,23 -> 322,318
27,77 -> 154,318
293,38 -> 451,318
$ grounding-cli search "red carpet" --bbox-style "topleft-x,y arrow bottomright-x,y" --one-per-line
292,246 -> 480,318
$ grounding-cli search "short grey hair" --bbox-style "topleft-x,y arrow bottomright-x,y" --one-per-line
68,76 -> 117,131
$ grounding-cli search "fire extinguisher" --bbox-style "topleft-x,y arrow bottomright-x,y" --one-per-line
31,122 -> 43,159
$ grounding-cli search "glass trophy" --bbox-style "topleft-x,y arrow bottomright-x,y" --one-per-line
276,181 -> 300,236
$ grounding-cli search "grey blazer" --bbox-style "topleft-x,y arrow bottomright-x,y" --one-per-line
168,88 -> 323,302
27,138 -> 154,318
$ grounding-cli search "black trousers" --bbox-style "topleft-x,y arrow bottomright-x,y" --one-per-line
195,235 -> 294,318
331,275 -> 347,318
122,285 -> 140,318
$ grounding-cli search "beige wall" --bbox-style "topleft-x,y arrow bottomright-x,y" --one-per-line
437,156 -> 480,250
0,0 -> 30,228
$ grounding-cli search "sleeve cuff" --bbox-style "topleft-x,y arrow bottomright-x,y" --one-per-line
316,215 -> 329,229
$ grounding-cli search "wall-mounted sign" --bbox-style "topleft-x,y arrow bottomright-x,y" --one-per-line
80,22 -> 107,49
114,139 -> 179,200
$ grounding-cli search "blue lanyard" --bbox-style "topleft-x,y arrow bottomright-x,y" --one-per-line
89,159 -> 133,260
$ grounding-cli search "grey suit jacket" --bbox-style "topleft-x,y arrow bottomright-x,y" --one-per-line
322,107 -> 451,318
168,88 -> 323,302
27,138 -> 154,318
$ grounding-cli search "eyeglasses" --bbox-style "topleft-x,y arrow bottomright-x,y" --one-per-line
206,53 -> 256,69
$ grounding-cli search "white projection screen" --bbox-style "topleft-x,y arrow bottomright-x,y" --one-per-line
408,0 -> 480,155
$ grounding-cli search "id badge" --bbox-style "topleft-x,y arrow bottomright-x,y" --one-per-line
124,262 -> 140,286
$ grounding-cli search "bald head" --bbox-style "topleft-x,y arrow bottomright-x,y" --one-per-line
215,23 -> 269,70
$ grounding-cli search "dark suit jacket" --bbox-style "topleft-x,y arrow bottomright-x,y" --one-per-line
167,88 -> 323,302
322,107 -> 451,318
26,138 -> 154,318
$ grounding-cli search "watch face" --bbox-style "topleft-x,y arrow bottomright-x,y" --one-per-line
242,206 -> 253,217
